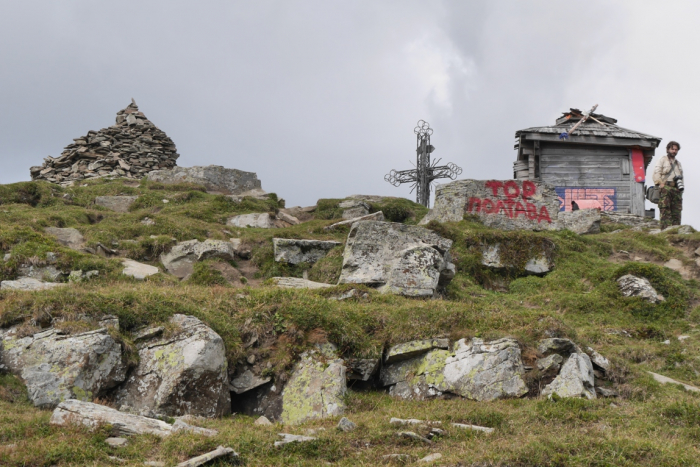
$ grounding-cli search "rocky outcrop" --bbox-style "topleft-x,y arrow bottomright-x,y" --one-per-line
160,239 -> 236,279
95,196 -> 138,213
114,314 -> 230,418
122,259 -> 160,280
30,100 -> 178,185
338,221 -> 454,297
0,277 -> 66,291
273,239 -> 341,265
147,165 -> 262,195
44,227 -> 85,251
0,327 -> 126,408
420,179 -> 560,231
542,353 -> 596,399
280,349 -> 346,424
385,339 -> 450,364
617,274 -> 663,303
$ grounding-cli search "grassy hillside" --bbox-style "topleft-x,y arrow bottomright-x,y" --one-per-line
2,179 -> 700,466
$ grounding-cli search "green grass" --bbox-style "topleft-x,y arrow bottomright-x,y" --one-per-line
1,179 -> 700,465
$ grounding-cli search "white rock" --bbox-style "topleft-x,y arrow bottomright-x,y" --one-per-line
122,259 -> 159,280
274,433 -> 316,447
647,371 -> 700,392
227,213 -> 276,229
419,453 -> 443,463
254,416 -> 272,426
451,423 -> 494,434
617,275 -> 662,303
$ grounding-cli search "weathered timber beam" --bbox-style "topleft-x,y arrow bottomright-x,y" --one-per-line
523,133 -> 658,148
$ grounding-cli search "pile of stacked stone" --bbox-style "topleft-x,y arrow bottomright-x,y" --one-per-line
30,99 -> 179,185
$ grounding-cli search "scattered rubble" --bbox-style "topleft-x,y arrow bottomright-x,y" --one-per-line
30,101 -> 178,185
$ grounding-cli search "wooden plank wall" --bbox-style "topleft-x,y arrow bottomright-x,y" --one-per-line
539,143 -> 643,215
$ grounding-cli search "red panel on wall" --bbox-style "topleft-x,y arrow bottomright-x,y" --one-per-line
631,149 -> 645,182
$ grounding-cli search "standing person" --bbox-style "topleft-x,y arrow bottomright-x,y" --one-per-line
652,141 -> 684,229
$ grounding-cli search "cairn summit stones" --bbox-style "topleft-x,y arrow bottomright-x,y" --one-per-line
30,100 -> 179,185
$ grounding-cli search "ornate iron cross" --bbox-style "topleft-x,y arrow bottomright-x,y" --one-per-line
384,120 -> 462,208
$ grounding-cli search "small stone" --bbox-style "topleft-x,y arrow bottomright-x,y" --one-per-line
586,347 -> 610,371
254,416 -> 272,426
247,354 -> 256,365
451,423 -> 494,434
69,270 -> 83,282
397,431 -> 432,444
419,453 -> 443,463
141,217 -> 155,226
84,270 -> 99,279
162,199 -> 169,204
2,253 -> 10,261
105,437 -> 128,447
678,335 -> 690,341
122,259 -> 159,280
274,433 -> 316,447
337,417 -> 357,432
663,340 -> 671,345
595,387 -> 618,398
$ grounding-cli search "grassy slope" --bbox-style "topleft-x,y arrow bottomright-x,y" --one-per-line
1,180 -> 700,465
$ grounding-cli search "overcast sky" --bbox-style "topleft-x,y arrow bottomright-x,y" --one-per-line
2,1 -> 699,226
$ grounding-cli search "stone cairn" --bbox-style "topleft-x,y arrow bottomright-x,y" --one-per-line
30,99 -> 179,185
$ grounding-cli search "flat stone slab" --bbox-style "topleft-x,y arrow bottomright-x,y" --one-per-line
648,371 -> 700,392
385,338 -> 450,364
273,238 -> 341,265
95,196 -> 138,213
0,277 -> 66,291
122,259 -> 159,280
147,165 -> 262,195
271,277 -> 334,289
230,370 -> 272,394
50,399 -> 173,437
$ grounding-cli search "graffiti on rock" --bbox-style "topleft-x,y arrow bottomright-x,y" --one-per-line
466,180 -> 552,224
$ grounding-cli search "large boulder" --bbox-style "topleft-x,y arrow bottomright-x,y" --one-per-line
379,337 -> 527,402
280,349 -> 346,425
617,275 -> 663,303
338,221 -> 454,297
541,353 -> 596,399
147,165 -> 262,195
0,327 -> 126,408
420,179 -> 560,231
160,239 -> 236,279
95,196 -> 138,213
44,227 -> 85,250
273,238 -> 341,265
114,314 -> 230,418
437,338 -> 528,401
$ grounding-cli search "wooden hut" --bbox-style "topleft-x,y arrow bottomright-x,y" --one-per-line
514,109 -> 661,216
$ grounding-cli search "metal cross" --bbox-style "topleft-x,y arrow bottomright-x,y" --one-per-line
384,120 -> 462,208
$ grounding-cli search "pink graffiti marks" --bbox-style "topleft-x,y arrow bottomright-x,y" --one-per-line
556,188 -> 617,212
467,180 -> 552,224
